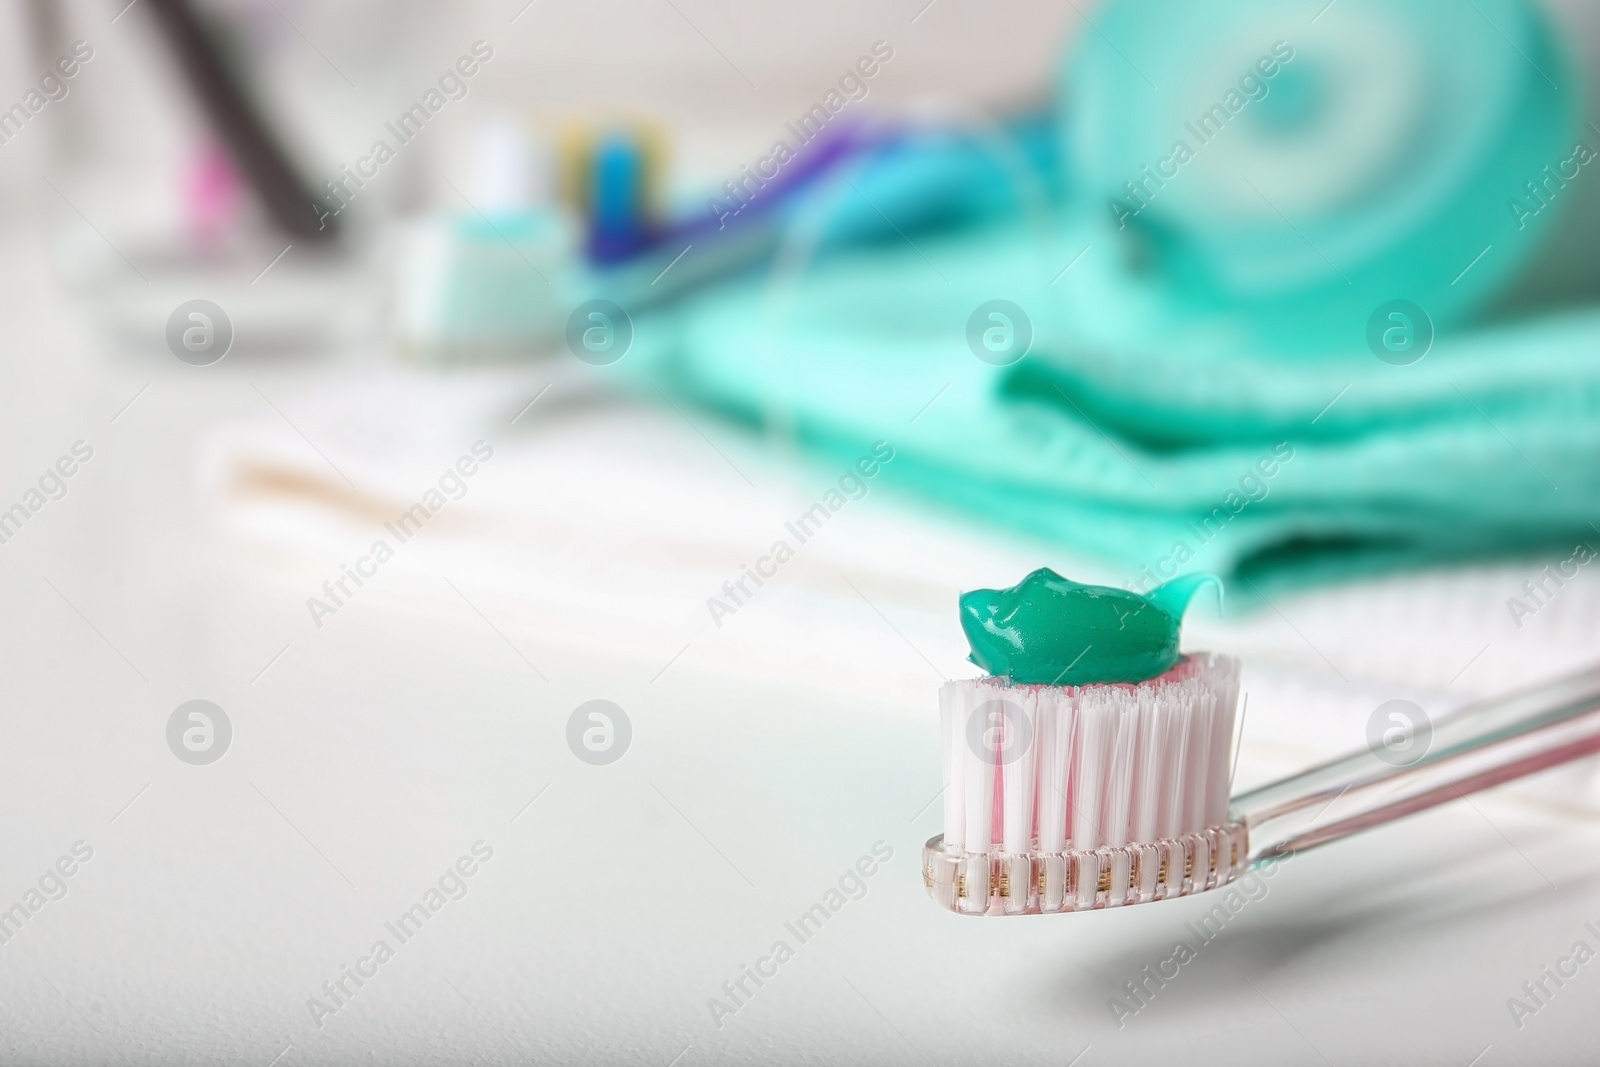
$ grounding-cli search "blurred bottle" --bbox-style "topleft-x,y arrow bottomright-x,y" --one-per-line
393,113 -> 579,362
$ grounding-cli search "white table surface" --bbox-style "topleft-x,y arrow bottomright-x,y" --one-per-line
3,230 -> 1600,1067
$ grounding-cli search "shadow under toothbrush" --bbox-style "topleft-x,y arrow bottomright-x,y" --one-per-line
1040,814 -> 1596,1014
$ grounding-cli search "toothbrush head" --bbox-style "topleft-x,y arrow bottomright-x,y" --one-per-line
922,823 -> 1251,915
923,653 -> 1247,915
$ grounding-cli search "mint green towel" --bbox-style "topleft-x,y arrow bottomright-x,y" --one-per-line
624,217 -> 1600,592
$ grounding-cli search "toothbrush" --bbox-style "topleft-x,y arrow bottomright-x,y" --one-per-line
931,653 -> 1242,915
924,570 -> 1600,915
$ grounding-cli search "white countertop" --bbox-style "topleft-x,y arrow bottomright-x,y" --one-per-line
3,230 -> 1600,1067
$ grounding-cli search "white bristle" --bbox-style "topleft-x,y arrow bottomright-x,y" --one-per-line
939,654 -> 1242,855
961,683 -> 996,854
939,684 -> 964,851
1181,694 -> 1215,834
1206,669 -> 1242,827
1000,691 -> 1037,854
1130,692 -> 1164,844
1070,691 -> 1115,851
1157,699 -> 1190,840
1036,691 -> 1073,852
1100,690 -> 1138,848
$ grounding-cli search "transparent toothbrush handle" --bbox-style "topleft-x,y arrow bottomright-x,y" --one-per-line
1233,665 -> 1600,863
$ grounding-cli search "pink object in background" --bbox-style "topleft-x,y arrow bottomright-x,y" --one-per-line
186,140 -> 244,246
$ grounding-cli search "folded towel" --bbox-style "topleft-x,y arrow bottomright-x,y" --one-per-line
200,368 -> 1600,811
619,216 -> 1600,594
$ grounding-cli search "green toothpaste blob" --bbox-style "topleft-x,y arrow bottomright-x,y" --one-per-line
959,568 -> 1219,686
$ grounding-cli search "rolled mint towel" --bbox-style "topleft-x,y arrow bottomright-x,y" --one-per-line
618,218 -> 1600,596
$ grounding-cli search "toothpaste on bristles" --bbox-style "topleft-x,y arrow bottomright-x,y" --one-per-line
928,569 -> 1244,915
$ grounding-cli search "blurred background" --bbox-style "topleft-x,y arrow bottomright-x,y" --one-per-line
5,0 -> 1600,1063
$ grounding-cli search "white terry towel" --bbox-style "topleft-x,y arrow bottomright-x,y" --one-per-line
200,365 -> 1600,812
